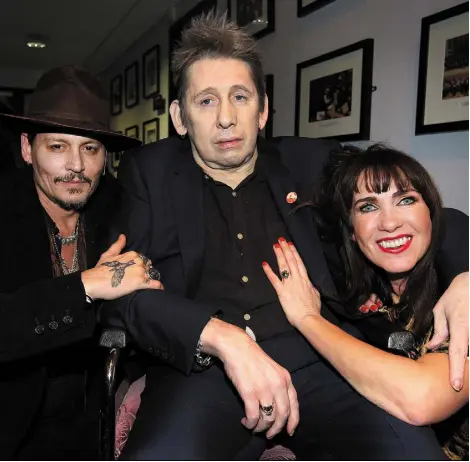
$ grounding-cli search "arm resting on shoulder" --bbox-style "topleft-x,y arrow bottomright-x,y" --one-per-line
296,314 -> 468,426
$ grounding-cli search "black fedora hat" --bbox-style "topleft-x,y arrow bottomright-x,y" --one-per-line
0,65 -> 141,152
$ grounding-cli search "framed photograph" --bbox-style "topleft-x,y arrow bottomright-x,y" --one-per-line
142,118 -> 160,144
295,39 -> 374,141
260,74 -> 274,138
142,45 -> 160,99
229,0 -> 275,39
297,0 -> 336,18
112,151 -> 123,169
415,2 -> 469,135
124,62 -> 139,109
110,75 -> 122,116
125,125 -> 139,140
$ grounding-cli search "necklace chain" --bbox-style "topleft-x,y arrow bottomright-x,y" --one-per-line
57,219 -> 79,245
52,218 -> 79,274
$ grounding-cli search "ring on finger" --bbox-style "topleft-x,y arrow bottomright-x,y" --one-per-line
280,270 -> 290,280
147,265 -> 161,281
259,403 -> 274,416
138,253 -> 150,266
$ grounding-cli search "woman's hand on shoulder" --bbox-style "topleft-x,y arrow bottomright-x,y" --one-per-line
262,238 -> 321,328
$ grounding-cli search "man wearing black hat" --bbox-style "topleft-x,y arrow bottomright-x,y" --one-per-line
0,65 -> 162,459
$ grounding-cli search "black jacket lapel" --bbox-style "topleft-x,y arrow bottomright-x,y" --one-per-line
259,143 -> 337,297
12,171 -> 52,285
170,142 -> 205,297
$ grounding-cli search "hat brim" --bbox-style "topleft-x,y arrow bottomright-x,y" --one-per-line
0,113 -> 142,152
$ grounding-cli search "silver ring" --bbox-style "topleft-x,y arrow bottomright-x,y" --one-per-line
260,404 -> 274,416
147,266 -> 161,281
138,253 -> 150,266
280,270 -> 290,280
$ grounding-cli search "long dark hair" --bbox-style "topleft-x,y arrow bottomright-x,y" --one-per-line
313,144 -> 443,339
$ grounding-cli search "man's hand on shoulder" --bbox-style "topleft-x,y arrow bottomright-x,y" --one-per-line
427,272 -> 469,391
200,318 -> 299,439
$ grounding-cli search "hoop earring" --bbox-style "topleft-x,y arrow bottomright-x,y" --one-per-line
180,133 -> 186,140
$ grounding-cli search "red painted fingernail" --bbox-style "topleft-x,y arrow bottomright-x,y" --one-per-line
279,237 -> 286,243
274,243 -> 280,249
359,305 -> 369,313
262,261 -> 268,267
376,300 -> 383,308
370,304 -> 378,312
288,242 -> 294,246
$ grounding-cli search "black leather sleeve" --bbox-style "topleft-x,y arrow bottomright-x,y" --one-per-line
436,207 -> 469,288
0,272 -> 95,363
100,151 -> 219,376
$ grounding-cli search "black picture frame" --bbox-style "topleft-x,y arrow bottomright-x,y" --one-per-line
142,118 -> 160,144
295,38 -> 374,141
415,2 -> 469,135
297,0 -> 336,18
260,74 -> 274,138
125,125 -> 140,140
142,45 -> 160,99
110,75 -> 122,116
229,0 -> 275,40
124,62 -> 139,109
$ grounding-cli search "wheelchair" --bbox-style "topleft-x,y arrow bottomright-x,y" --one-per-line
98,328 -> 296,460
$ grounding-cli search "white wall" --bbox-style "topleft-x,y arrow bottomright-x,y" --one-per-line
258,0 -> 468,213
105,0 -> 468,212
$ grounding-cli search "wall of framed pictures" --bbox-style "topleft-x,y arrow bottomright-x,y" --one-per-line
103,0 -> 468,212
256,0 -> 468,213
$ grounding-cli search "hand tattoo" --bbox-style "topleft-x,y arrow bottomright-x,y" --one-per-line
101,260 -> 136,287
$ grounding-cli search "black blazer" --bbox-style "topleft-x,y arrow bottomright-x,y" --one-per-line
102,136 -> 469,375
0,168 -> 118,456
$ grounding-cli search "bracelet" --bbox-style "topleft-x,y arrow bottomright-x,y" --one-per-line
194,339 -> 213,367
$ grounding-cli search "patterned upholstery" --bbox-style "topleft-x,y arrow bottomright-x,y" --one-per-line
114,375 -> 295,460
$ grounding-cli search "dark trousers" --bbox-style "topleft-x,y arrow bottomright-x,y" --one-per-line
13,372 -> 100,461
120,358 -> 446,460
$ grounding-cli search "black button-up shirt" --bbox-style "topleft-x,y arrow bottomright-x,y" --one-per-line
194,163 -> 296,341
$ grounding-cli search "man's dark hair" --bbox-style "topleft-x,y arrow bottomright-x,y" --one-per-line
314,143 -> 443,339
171,11 -> 266,123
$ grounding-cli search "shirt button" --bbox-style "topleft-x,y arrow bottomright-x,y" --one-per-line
237,233 -> 244,240
34,325 -> 45,335
232,191 -> 237,197
244,313 -> 251,321
63,315 -> 73,324
241,276 -> 249,283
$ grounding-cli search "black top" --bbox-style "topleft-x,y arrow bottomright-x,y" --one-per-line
195,161 -> 295,342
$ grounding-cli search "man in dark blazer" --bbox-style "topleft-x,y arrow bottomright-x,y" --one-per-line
0,65 -> 162,459
103,13 -> 468,460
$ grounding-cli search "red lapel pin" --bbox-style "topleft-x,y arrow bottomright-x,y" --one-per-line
286,192 -> 297,204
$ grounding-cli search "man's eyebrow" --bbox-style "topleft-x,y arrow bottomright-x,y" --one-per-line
41,135 -> 70,144
192,85 -> 254,101
193,87 -> 219,100
231,85 -> 254,95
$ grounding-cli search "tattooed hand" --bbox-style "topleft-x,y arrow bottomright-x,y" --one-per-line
101,260 -> 136,287
81,234 -> 163,300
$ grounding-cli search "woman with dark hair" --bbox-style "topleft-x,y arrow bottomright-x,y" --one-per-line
263,144 -> 468,459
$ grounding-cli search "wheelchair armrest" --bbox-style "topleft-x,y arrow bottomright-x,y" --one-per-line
99,328 -> 128,349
